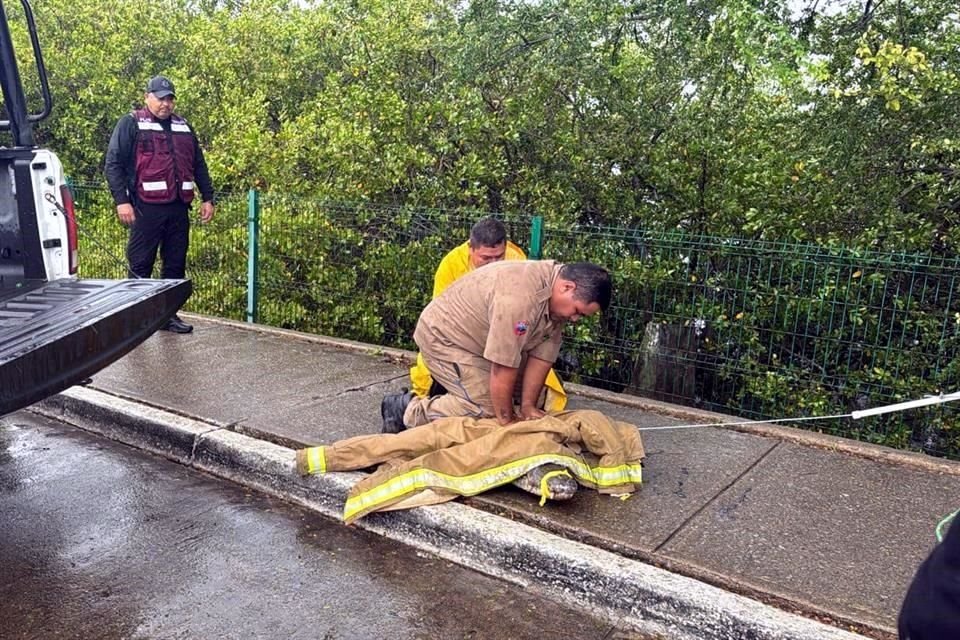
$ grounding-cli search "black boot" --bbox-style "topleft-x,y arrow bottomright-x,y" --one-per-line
381,389 -> 414,434
161,314 -> 193,334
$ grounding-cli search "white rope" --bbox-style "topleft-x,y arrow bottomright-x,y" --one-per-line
637,413 -> 850,431
850,390 -> 960,420
636,391 -> 960,431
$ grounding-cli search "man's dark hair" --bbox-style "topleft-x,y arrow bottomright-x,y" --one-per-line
469,217 -> 508,248
560,262 -> 612,311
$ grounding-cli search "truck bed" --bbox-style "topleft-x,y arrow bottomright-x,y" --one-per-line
0,277 -> 191,416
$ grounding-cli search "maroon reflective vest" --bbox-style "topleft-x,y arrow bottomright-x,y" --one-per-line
132,107 -> 196,205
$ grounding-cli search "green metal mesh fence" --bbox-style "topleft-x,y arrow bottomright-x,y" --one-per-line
69,183 -> 960,458
251,193 -> 534,345
541,224 -> 960,454
71,182 -> 249,319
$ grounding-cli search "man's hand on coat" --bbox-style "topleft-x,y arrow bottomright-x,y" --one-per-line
519,405 -> 546,421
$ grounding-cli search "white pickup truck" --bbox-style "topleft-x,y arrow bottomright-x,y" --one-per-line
0,0 -> 190,416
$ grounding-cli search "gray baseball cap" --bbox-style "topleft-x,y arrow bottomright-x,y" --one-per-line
146,75 -> 175,98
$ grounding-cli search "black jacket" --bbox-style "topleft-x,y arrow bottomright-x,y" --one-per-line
104,112 -> 215,207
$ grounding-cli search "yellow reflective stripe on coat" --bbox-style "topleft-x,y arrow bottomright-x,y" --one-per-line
310,447 -> 326,474
296,447 -> 327,476
343,453 -> 642,522
591,463 -> 644,487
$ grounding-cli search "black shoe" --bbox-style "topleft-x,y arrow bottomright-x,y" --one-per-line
161,314 -> 193,334
381,389 -> 414,434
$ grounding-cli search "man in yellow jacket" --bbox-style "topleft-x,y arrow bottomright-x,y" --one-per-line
409,217 -> 567,412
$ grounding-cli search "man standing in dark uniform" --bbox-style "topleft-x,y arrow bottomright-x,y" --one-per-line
105,75 -> 215,333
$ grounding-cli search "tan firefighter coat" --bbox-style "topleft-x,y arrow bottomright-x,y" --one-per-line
296,409 -> 645,524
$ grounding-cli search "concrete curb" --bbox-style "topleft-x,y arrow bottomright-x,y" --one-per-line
191,314 -> 960,478
34,386 -> 869,640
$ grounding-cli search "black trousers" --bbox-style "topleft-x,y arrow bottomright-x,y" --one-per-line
126,201 -> 190,279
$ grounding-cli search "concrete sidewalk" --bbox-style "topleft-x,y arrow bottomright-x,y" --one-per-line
31,316 -> 960,639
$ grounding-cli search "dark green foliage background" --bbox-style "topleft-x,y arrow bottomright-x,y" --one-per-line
10,0 -> 959,249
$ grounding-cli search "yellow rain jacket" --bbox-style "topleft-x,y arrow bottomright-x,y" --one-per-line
296,409 -> 644,524
410,240 -> 568,411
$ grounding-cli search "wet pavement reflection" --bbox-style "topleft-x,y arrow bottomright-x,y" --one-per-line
1,411 -> 658,639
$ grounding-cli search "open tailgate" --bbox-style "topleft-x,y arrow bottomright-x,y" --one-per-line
0,278 -> 192,416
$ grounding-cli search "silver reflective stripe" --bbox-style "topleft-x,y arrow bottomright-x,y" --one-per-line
171,123 -> 191,133
142,181 -> 168,191
137,122 -> 163,131
182,181 -> 194,191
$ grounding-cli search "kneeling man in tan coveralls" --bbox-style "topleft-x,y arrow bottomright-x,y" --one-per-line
381,260 -> 611,432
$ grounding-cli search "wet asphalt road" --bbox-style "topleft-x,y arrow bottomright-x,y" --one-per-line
0,411 -> 650,640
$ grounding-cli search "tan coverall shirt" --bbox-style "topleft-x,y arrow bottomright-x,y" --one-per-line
406,260 -> 564,425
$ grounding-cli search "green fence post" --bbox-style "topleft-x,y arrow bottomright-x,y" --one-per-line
246,189 -> 260,324
529,215 -> 543,259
